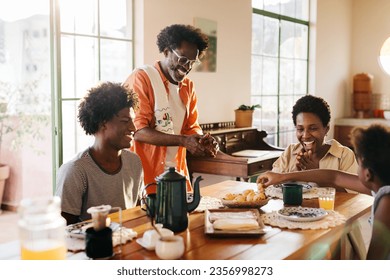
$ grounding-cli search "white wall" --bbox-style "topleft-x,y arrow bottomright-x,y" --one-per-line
351,0 -> 390,99
134,1 -> 390,135
315,0 -> 353,137
134,0 -> 252,124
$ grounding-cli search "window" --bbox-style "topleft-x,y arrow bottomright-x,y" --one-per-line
53,0 -> 133,166
251,0 -> 310,147
0,0 -> 52,199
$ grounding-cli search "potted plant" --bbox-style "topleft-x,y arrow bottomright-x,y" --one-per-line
0,81 -> 49,210
234,104 -> 261,128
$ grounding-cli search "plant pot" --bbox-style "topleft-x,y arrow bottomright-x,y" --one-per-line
0,164 -> 10,212
235,110 -> 253,128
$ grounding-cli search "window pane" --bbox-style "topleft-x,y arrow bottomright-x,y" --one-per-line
62,100 -> 94,163
100,39 -> 132,82
295,0 -> 309,21
295,24 -> 308,59
280,20 -> 295,58
259,95 -> 278,134
279,95 -> 294,126
251,96 -> 262,128
262,57 -> 278,94
252,0 -> 264,10
252,14 -> 263,55
280,0 -> 295,18
280,58 -> 294,94
294,60 -> 307,94
60,0 -> 97,35
100,0 -> 131,39
264,0 -> 280,14
251,0 -> 309,147
0,0 -> 52,199
279,131 -> 295,148
263,17 -> 279,56
61,35 -> 98,98
251,55 -> 263,95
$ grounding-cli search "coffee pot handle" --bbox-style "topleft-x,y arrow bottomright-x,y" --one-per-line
142,182 -> 157,197
140,183 -> 157,217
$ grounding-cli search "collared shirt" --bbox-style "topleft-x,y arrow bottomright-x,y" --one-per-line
272,139 -> 358,192
123,62 -> 202,192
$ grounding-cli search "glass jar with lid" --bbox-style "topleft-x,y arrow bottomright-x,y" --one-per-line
18,196 -> 67,260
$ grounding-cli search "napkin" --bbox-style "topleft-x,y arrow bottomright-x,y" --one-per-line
212,218 -> 260,231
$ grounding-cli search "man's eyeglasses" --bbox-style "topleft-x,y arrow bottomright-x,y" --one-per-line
171,49 -> 201,67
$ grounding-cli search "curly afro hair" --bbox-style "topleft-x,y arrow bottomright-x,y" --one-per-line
78,82 -> 139,135
351,125 -> 390,185
292,95 -> 331,127
156,24 -> 209,55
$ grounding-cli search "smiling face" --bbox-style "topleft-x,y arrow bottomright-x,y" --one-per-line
295,112 -> 329,153
104,107 -> 136,150
161,41 -> 199,84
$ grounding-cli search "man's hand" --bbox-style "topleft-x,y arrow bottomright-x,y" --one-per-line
184,133 -> 219,157
184,134 -> 208,156
199,133 -> 219,157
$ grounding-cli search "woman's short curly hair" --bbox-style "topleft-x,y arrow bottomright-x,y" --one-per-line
292,95 -> 331,127
156,24 -> 209,55
78,82 -> 139,135
351,125 -> 390,185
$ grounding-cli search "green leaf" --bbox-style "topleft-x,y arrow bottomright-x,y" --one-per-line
237,104 -> 261,110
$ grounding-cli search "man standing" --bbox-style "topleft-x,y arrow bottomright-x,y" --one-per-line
123,24 -> 218,192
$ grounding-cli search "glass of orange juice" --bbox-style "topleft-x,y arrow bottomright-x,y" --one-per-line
18,197 -> 67,260
318,187 -> 336,211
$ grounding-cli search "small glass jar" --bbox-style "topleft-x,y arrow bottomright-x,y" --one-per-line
18,196 -> 67,260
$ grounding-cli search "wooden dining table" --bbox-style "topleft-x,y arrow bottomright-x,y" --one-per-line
100,180 -> 373,260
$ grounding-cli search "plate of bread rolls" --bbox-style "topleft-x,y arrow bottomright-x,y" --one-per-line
221,183 -> 270,208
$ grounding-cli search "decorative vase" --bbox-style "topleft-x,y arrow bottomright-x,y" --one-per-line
234,110 -> 253,128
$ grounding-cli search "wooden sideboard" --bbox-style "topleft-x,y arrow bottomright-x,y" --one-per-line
187,122 -> 283,180
334,118 -> 390,149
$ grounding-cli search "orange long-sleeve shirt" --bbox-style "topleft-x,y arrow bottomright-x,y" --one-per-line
123,62 -> 202,193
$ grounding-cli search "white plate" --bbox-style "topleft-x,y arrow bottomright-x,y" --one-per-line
136,238 -> 155,251
277,207 -> 328,222
274,183 -> 313,193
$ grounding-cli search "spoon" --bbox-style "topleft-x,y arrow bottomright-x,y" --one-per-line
142,196 -> 168,241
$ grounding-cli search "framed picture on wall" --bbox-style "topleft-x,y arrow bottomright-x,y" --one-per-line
194,17 -> 217,72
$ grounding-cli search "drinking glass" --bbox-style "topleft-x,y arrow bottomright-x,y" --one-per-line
18,196 -> 67,260
318,187 -> 336,210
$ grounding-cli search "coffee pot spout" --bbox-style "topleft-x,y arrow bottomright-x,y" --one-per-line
187,176 -> 203,212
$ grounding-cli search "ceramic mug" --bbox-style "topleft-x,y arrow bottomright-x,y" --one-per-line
155,235 -> 185,260
282,183 -> 303,206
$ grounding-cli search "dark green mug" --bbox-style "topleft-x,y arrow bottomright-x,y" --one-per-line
282,183 -> 303,206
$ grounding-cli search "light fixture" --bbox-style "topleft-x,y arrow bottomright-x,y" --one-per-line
378,37 -> 390,76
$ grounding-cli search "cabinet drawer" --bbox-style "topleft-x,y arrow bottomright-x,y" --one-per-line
225,132 -> 242,142
248,158 -> 275,175
226,142 -> 245,154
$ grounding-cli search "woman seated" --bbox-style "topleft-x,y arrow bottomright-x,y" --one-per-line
272,95 -> 358,192
258,124 -> 390,260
